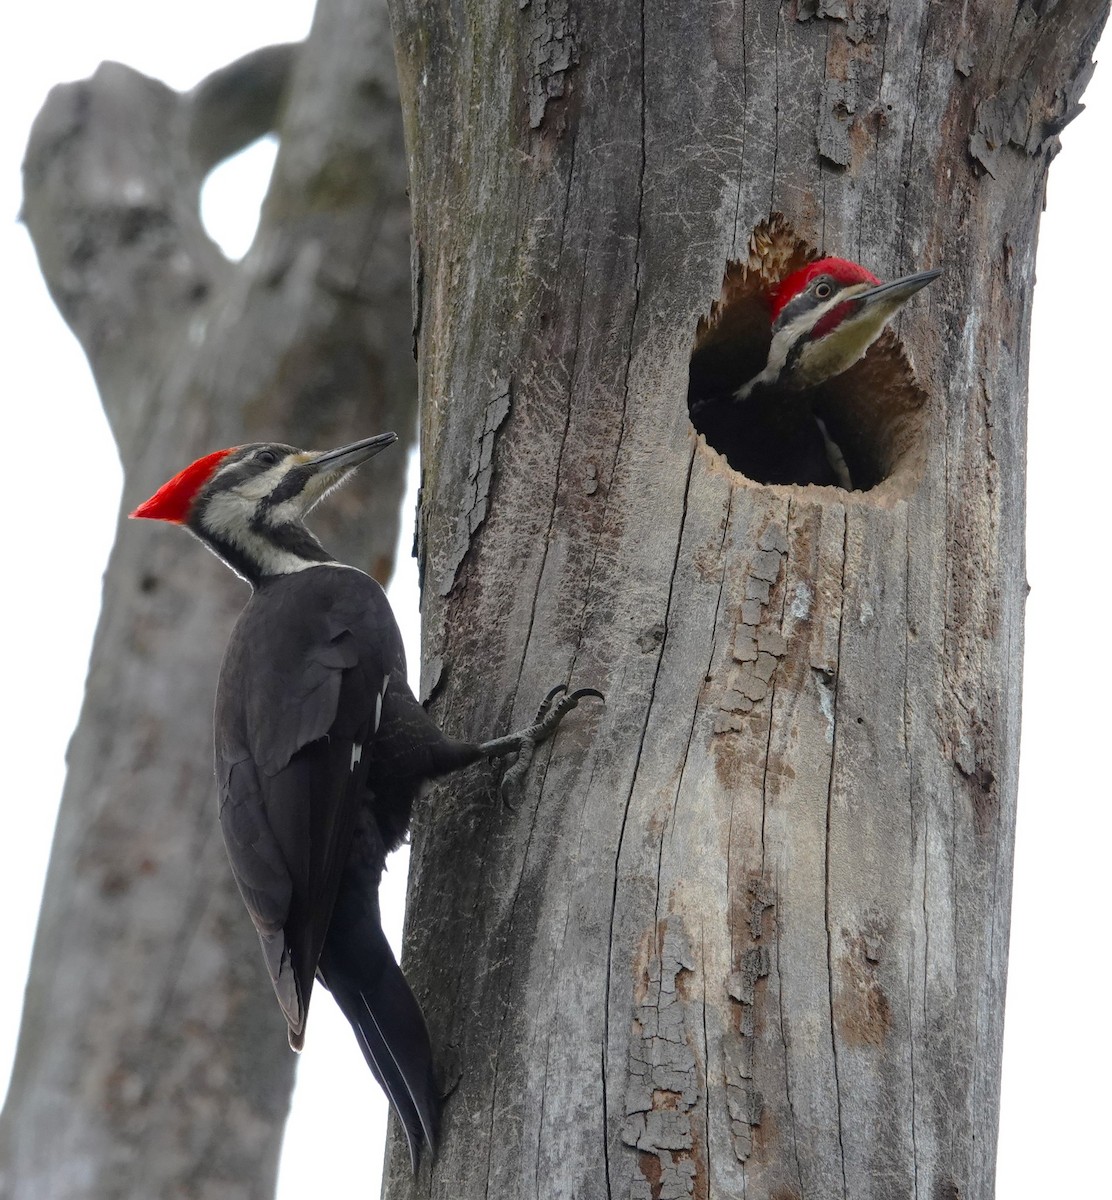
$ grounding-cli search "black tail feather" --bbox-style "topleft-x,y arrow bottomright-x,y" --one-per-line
319,924 -> 438,1172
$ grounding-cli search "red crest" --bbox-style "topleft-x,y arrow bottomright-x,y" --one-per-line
770,257 -> 880,323
130,448 -> 236,524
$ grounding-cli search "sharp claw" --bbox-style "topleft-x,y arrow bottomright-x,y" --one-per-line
538,686 -> 604,730
535,687 -> 604,732
533,683 -> 569,724
494,684 -> 604,805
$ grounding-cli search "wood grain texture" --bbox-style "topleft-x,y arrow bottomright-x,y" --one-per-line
1,1 -> 414,1195
388,2 -> 1108,1198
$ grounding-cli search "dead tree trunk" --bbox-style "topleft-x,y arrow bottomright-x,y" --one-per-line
0,2 -> 413,1196
386,3 -> 1108,1198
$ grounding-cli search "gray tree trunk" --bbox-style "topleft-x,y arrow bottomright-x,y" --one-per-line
0,1 -> 413,1196
386,3 -> 1108,1199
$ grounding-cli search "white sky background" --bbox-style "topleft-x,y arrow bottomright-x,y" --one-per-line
1,3 -> 1108,1195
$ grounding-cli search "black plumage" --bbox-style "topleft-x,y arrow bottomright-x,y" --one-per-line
131,434 -> 600,1171
217,566 -> 473,1162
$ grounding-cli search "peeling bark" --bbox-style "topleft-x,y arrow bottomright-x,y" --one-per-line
0,0 -> 414,1195
386,2 -> 1108,1199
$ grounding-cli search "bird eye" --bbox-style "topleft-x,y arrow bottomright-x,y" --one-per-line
256,449 -> 279,465
815,282 -> 832,299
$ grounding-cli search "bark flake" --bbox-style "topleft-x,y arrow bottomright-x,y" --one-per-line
521,0 -> 579,130
438,378 -> 512,596
818,71 -> 858,168
715,521 -> 789,733
623,923 -> 701,1199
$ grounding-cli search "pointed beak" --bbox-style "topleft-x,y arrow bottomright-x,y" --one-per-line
856,267 -> 942,310
305,432 -> 398,474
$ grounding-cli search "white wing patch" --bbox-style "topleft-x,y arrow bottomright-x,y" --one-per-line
350,743 -> 363,772
374,673 -> 390,733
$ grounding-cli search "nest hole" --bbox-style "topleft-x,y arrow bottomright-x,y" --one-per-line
688,217 -> 928,495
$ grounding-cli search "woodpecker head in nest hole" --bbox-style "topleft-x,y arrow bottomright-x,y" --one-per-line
689,255 -> 940,490
738,257 -> 942,400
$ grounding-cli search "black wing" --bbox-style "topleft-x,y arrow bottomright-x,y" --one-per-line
214,566 -> 405,1045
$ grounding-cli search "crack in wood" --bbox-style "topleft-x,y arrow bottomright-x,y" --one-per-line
824,513 -> 851,1200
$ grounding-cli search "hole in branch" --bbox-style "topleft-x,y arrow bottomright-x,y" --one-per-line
688,215 -> 929,494
199,135 -> 278,261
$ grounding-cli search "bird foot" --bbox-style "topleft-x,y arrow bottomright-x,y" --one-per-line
479,685 -> 604,802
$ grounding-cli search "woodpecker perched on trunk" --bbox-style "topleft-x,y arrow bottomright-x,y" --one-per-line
131,433 -> 600,1170
690,257 -> 940,488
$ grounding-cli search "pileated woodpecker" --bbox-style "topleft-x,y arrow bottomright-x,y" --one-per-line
131,433 -> 600,1170
737,258 -> 941,402
690,257 -> 940,488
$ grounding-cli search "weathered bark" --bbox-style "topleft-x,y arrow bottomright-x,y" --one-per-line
386,3 -> 1107,1199
0,1 -> 413,1196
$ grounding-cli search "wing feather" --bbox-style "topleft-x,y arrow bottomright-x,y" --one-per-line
214,567 -> 404,1040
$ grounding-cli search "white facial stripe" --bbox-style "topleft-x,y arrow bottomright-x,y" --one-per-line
793,301 -> 896,387
737,282 -> 875,399
256,467 -> 354,528
265,498 -> 305,527
201,490 -> 320,576
207,451 -> 357,526
211,458 -> 295,501
774,280 -> 872,335
197,453 -> 371,578
202,489 -> 255,541
774,283 -> 871,355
